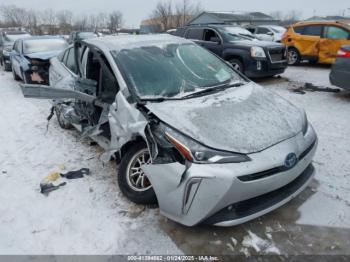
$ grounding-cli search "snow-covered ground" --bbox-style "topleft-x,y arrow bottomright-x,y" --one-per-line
0,65 -> 349,256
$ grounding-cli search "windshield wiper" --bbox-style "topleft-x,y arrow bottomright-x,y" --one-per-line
139,96 -> 182,103
183,82 -> 245,99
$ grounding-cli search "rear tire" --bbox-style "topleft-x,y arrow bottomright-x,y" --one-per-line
229,58 -> 244,73
4,63 -> 11,72
287,47 -> 301,65
118,143 -> 157,205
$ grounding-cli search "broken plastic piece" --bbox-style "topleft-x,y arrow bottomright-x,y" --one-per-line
40,182 -> 67,195
60,168 -> 90,179
41,171 -> 60,184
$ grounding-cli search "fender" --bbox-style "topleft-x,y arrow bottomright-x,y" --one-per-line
222,48 -> 250,67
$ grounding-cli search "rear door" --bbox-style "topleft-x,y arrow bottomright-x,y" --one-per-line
292,25 -> 322,58
319,25 -> 350,64
184,28 -> 204,45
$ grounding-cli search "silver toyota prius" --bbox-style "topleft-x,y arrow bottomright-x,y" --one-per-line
21,34 -> 318,227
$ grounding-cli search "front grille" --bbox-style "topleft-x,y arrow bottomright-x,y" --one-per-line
238,139 -> 317,182
203,164 -> 315,225
268,47 -> 286,62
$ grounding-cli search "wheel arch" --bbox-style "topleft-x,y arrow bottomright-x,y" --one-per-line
116,136 -> 148,164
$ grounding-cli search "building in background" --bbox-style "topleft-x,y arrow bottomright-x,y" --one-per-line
187,11 -> 280,26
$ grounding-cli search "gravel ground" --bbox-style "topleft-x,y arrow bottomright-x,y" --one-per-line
0,65 -> 349,256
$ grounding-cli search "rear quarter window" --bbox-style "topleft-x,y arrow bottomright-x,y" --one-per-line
185,28 -> 204,40
293,26 -> 305,34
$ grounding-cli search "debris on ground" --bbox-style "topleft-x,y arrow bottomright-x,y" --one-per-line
291,82 -> 341,94
40,182 -> 67,195
60,168 -> 90,179
40,168 -> 90,195
242,230 -> 280,255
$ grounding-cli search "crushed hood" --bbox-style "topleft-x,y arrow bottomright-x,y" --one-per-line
25,50 -> 61,61
145,82 -> 303,154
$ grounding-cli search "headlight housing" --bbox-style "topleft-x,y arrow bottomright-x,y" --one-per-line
161,124 -> 251,164
251,46 -> 266,58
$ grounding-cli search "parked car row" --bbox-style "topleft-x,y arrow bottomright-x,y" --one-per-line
0,30 -> 31,71
282,21 -> 350,65
174,24 -> 288,78
18,33 -> 318,227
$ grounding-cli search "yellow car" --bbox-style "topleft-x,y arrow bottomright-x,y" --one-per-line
282,21 -> 350,65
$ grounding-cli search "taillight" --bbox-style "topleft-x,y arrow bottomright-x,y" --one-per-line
282,33 -> 289,42
337,48 -> 350,58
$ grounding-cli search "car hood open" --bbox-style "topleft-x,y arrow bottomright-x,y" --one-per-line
145,82 -> 303,154
24,50 -> 62,61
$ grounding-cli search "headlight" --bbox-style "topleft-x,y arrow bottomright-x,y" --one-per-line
162,125 -> 251,164
301,111 -> 308,136
2,49 -> 10,56
251,46 -> 266,58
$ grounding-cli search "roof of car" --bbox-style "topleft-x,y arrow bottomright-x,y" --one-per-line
83,34 -> 192,52
293,20 -> 350,28
21,35 -> 66,41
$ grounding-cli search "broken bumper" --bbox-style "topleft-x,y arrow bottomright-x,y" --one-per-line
143,125 -> 317,227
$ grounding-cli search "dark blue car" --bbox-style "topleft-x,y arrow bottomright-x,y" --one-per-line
11,36 -> 68,84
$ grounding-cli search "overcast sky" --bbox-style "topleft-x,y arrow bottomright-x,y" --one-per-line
1,0 -> 350,27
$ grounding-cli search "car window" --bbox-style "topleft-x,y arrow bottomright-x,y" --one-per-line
257,27 -> 270,34
13,41 -> 21,53
324,26 -> 350,40
57,50 -> 66,62
113,43 -> 243,99
203,29 -> 220,42
302,25 -> 323,36
65,48 -> 77,74
185,28 -> 204,40
293,26 -> 305,34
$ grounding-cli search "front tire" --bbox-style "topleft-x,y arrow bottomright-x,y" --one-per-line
287,47 -> 301,65
229,58 -> 244,74
118,143 -> 157,205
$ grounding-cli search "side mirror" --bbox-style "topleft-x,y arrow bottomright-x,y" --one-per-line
267,32 -> 274,36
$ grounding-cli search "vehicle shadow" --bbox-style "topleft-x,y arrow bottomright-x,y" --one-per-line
157,179 -> 350,256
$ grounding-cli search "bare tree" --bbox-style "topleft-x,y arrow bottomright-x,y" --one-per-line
285,10 -> 302,22
0,5 -> 28,27
175,0 -> 202,27
108,11 -> 123,33
56,10 -> 73,34
40,9 -> 58,34
150,1 -> 173,31
269,11 -> 283,21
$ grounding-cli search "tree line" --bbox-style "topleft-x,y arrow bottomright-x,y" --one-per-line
0,4 -> 124,35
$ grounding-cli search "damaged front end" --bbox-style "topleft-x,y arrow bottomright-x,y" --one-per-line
26,58 -> 50,85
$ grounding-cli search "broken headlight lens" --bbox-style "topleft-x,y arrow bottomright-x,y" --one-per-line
162,125 -> 251,164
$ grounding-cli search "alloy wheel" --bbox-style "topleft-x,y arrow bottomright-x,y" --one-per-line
126,149 -> 152,192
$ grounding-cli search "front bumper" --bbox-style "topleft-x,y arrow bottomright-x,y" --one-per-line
143,124 -> 317,227
245,58 -> 287,78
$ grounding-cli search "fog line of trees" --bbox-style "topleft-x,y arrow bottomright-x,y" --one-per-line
147,0 -> 203,32
0,4 -> 124,35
